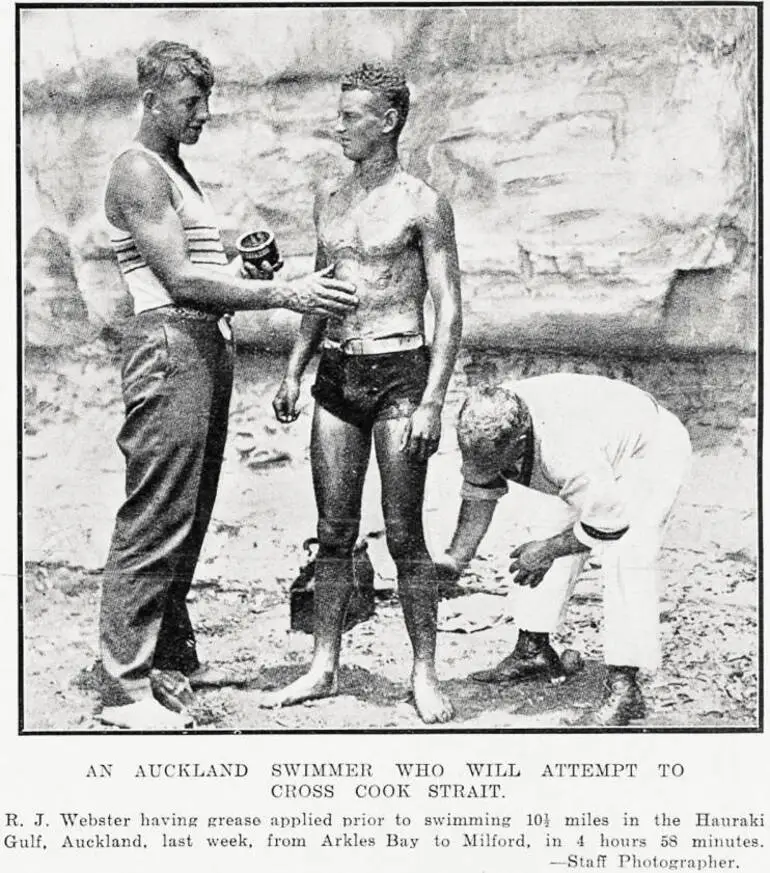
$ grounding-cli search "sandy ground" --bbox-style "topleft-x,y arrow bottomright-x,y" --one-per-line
22,343 -> 759,731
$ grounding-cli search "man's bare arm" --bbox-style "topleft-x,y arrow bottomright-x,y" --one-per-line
442,498 -> 498,573
273,312 -> 326,423
419,190 -> 463,408
107,154 -> 357,317
508,529 -> 590,588
400,190 -> 462,459
285,194 -> 335,379
273,194 -> 332,422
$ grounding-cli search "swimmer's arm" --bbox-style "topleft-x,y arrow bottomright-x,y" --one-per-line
283,315 -> 326,383
400,193 -> 461,458
274,308 -> 323,423
106,154 -> 356,316
283,193 -> 335,381
419,192 -> 463,409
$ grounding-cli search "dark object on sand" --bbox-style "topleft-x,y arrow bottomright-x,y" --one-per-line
290,538 -> 376,634
560,648 -> 584,676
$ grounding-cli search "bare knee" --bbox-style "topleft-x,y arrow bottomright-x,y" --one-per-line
385,521 -> 427,567
317,517 -> 359,560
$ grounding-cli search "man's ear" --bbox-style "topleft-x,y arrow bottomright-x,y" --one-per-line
382,107 -> 399,135
515,429 -> 530,452
142,89 -> 160,114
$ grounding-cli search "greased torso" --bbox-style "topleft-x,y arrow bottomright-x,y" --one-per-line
316,169 -> 430,342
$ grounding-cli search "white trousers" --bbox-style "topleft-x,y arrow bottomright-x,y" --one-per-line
508,408 -> 692,672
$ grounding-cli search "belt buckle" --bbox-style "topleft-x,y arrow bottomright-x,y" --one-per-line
173,305 -> 215,322
218,313 -> 233,341
342,338 -> 364,355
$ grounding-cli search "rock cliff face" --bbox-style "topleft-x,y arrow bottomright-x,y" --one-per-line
21,6 -> 756,353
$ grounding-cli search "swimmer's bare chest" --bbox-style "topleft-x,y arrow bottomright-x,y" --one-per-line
317,174 -> 428,340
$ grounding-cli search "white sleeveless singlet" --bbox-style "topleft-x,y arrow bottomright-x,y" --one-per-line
106,143 -> 229,314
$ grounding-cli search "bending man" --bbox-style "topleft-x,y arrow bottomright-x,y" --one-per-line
437,375 -> 691,726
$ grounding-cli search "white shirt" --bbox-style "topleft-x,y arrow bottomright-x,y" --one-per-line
460,374 -> 664,549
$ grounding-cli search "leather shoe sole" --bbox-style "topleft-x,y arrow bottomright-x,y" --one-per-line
470,646 -> 566,685
187,664 -> 249,689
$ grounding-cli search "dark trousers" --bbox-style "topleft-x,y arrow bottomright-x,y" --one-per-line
99,308 -> 234,700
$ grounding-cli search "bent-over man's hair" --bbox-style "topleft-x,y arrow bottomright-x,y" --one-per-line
137,41 -> 214,93
341,62 -> 410,134
457,386 -> 528,455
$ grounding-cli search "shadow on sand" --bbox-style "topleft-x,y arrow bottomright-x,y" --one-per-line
240,658 -> 611,729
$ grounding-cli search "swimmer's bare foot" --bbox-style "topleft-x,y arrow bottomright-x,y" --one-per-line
257,669 -> 338,708
411,663 -> 454,724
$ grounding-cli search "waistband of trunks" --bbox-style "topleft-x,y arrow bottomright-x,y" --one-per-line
322,333 -> 425,356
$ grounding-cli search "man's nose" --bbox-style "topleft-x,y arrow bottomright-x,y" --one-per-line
335,115 -> 346,134
196,100 -> 211,123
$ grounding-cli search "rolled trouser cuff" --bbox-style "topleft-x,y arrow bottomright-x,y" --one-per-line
98,663 -> 153,706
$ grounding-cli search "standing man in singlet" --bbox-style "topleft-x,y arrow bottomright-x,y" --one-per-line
99,41 -> 358,730
263,63 -> 463,723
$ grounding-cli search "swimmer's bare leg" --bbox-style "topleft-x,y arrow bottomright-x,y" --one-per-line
374,419 -> 454,724
259,405 -> 370,708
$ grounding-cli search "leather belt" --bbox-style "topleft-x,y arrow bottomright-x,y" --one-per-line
143,305 -> 234,341
322,333 -> 425,356
160,304 -> 225,323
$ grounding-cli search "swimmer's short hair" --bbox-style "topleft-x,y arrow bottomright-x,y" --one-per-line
137,41 -> 214,93
457,386 -> 529,456
341,62 -> 410,134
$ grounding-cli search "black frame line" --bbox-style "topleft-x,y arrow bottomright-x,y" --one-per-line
15,0 -> 764,736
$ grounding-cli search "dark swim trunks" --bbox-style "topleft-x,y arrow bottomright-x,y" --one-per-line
311,346 -> 430,430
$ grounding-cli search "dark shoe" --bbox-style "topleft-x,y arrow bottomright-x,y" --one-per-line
573,667 -> 646,726
186,663 -> 250,689
150,668 -> 196,712
470,635 -> 566,685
